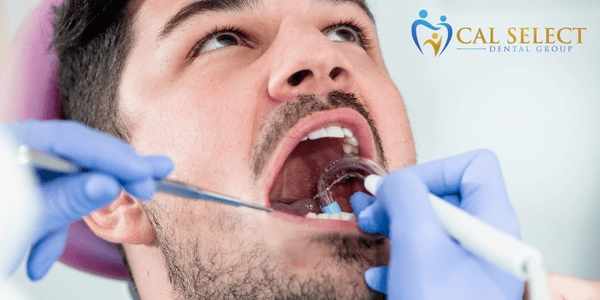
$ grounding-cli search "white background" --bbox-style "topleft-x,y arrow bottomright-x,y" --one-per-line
1,0 -> 600,299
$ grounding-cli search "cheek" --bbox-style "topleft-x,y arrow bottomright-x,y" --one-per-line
357,68 -> 416,169
123,68 -> 263,196
149,200 -> 245,263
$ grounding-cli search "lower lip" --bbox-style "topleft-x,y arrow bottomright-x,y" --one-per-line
271,210 -> 362,230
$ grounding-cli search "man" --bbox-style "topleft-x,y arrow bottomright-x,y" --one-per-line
60,0 -> 417,298
8,0 -> 598,299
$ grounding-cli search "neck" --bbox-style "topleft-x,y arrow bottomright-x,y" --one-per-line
126,243 -> 174,300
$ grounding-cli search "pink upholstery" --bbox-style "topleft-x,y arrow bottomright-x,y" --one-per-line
1,0 -> 60,121
2,0 -> 128,280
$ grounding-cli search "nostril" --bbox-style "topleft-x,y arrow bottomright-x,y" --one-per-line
329,67 -> 342,80
288,70 -> 312,86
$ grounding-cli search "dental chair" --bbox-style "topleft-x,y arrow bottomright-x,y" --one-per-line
1,0 -> 128,280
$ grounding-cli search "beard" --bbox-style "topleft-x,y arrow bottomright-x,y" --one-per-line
146,204 -> 387,300
142,91 -> 388,299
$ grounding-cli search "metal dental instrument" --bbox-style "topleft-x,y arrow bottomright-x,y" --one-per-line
17,146 -> 273,212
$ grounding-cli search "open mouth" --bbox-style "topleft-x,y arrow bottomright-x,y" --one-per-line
265,109 -> 378,223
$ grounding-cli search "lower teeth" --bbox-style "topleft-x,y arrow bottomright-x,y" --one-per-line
304,212 -> 357,221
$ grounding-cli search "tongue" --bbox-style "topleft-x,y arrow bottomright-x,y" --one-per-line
271,198 -> 320,216
269,138 -> 344,215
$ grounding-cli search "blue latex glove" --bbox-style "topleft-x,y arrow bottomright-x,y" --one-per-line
9,120 -> 174,281
350,149 -> 524,299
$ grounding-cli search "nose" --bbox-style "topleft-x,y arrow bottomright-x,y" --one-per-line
267,19 -> 356,102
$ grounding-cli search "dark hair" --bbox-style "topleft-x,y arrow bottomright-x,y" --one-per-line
52,0 -> 138,295
52,0 -> 132,141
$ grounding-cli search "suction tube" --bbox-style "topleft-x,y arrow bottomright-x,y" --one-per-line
316,156 -> 386,214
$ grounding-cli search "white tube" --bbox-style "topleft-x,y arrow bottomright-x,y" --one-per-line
526,259 -> 551,300
365,175 -> 549,300
428,193 -> 541,280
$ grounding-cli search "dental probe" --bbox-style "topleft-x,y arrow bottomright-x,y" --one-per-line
365,175 -> 550,300
17,146 -> 273,212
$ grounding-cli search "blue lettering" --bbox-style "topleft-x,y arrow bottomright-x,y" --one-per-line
485,44 -> 573,54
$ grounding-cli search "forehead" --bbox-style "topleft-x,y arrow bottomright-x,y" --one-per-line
164,0 -> 373,37
132,0 -> 374,37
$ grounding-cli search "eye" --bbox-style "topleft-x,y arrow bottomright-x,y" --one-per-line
199,31 -> 243,53
323,20 -> 372,49
325,25 -> 361,44
188,26 -> 248,59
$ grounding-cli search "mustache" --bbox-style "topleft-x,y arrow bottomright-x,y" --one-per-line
250,91 -> 386,178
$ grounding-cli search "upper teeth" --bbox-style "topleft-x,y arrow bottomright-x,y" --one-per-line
301,125 -> 359,155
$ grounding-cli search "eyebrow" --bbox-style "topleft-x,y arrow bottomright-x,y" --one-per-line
158,0 -> 374,40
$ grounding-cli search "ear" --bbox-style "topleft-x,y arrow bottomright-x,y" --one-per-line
83,191 -> 156,245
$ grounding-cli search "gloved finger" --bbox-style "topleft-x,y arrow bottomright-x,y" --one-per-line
441,194 -> 460,207
40,173 -> 121,230
27,229 -> 68,281
121,177 -> 157,201
349,191 -> 375,215
146,155 -> 174,179
376,170 -> 448,242
356,200 -> 389,237
10,120 -> 153,182
365,266 -> 388,294
35,169 -> 64,182
407,149 -> 519,236
35,157 -> 168,200
405,151 -> 524,299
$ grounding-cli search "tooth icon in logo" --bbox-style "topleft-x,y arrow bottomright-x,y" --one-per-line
411,10 -> 453,57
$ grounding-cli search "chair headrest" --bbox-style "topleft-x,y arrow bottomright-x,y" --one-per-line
1,0 -> 128,280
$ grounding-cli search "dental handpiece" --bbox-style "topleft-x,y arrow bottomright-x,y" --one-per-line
318,156 -> 549,300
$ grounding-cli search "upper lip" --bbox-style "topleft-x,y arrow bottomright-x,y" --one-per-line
260,107 -> 378,209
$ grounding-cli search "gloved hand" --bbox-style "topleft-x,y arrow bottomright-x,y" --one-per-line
8,120 -> 174,281
350,149 -> 525,299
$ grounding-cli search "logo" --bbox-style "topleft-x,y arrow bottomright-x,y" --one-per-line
412,9 -> 586,56
411,10 -> 453,57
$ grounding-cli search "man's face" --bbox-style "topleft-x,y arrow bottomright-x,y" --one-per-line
118,0 -> 415,298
